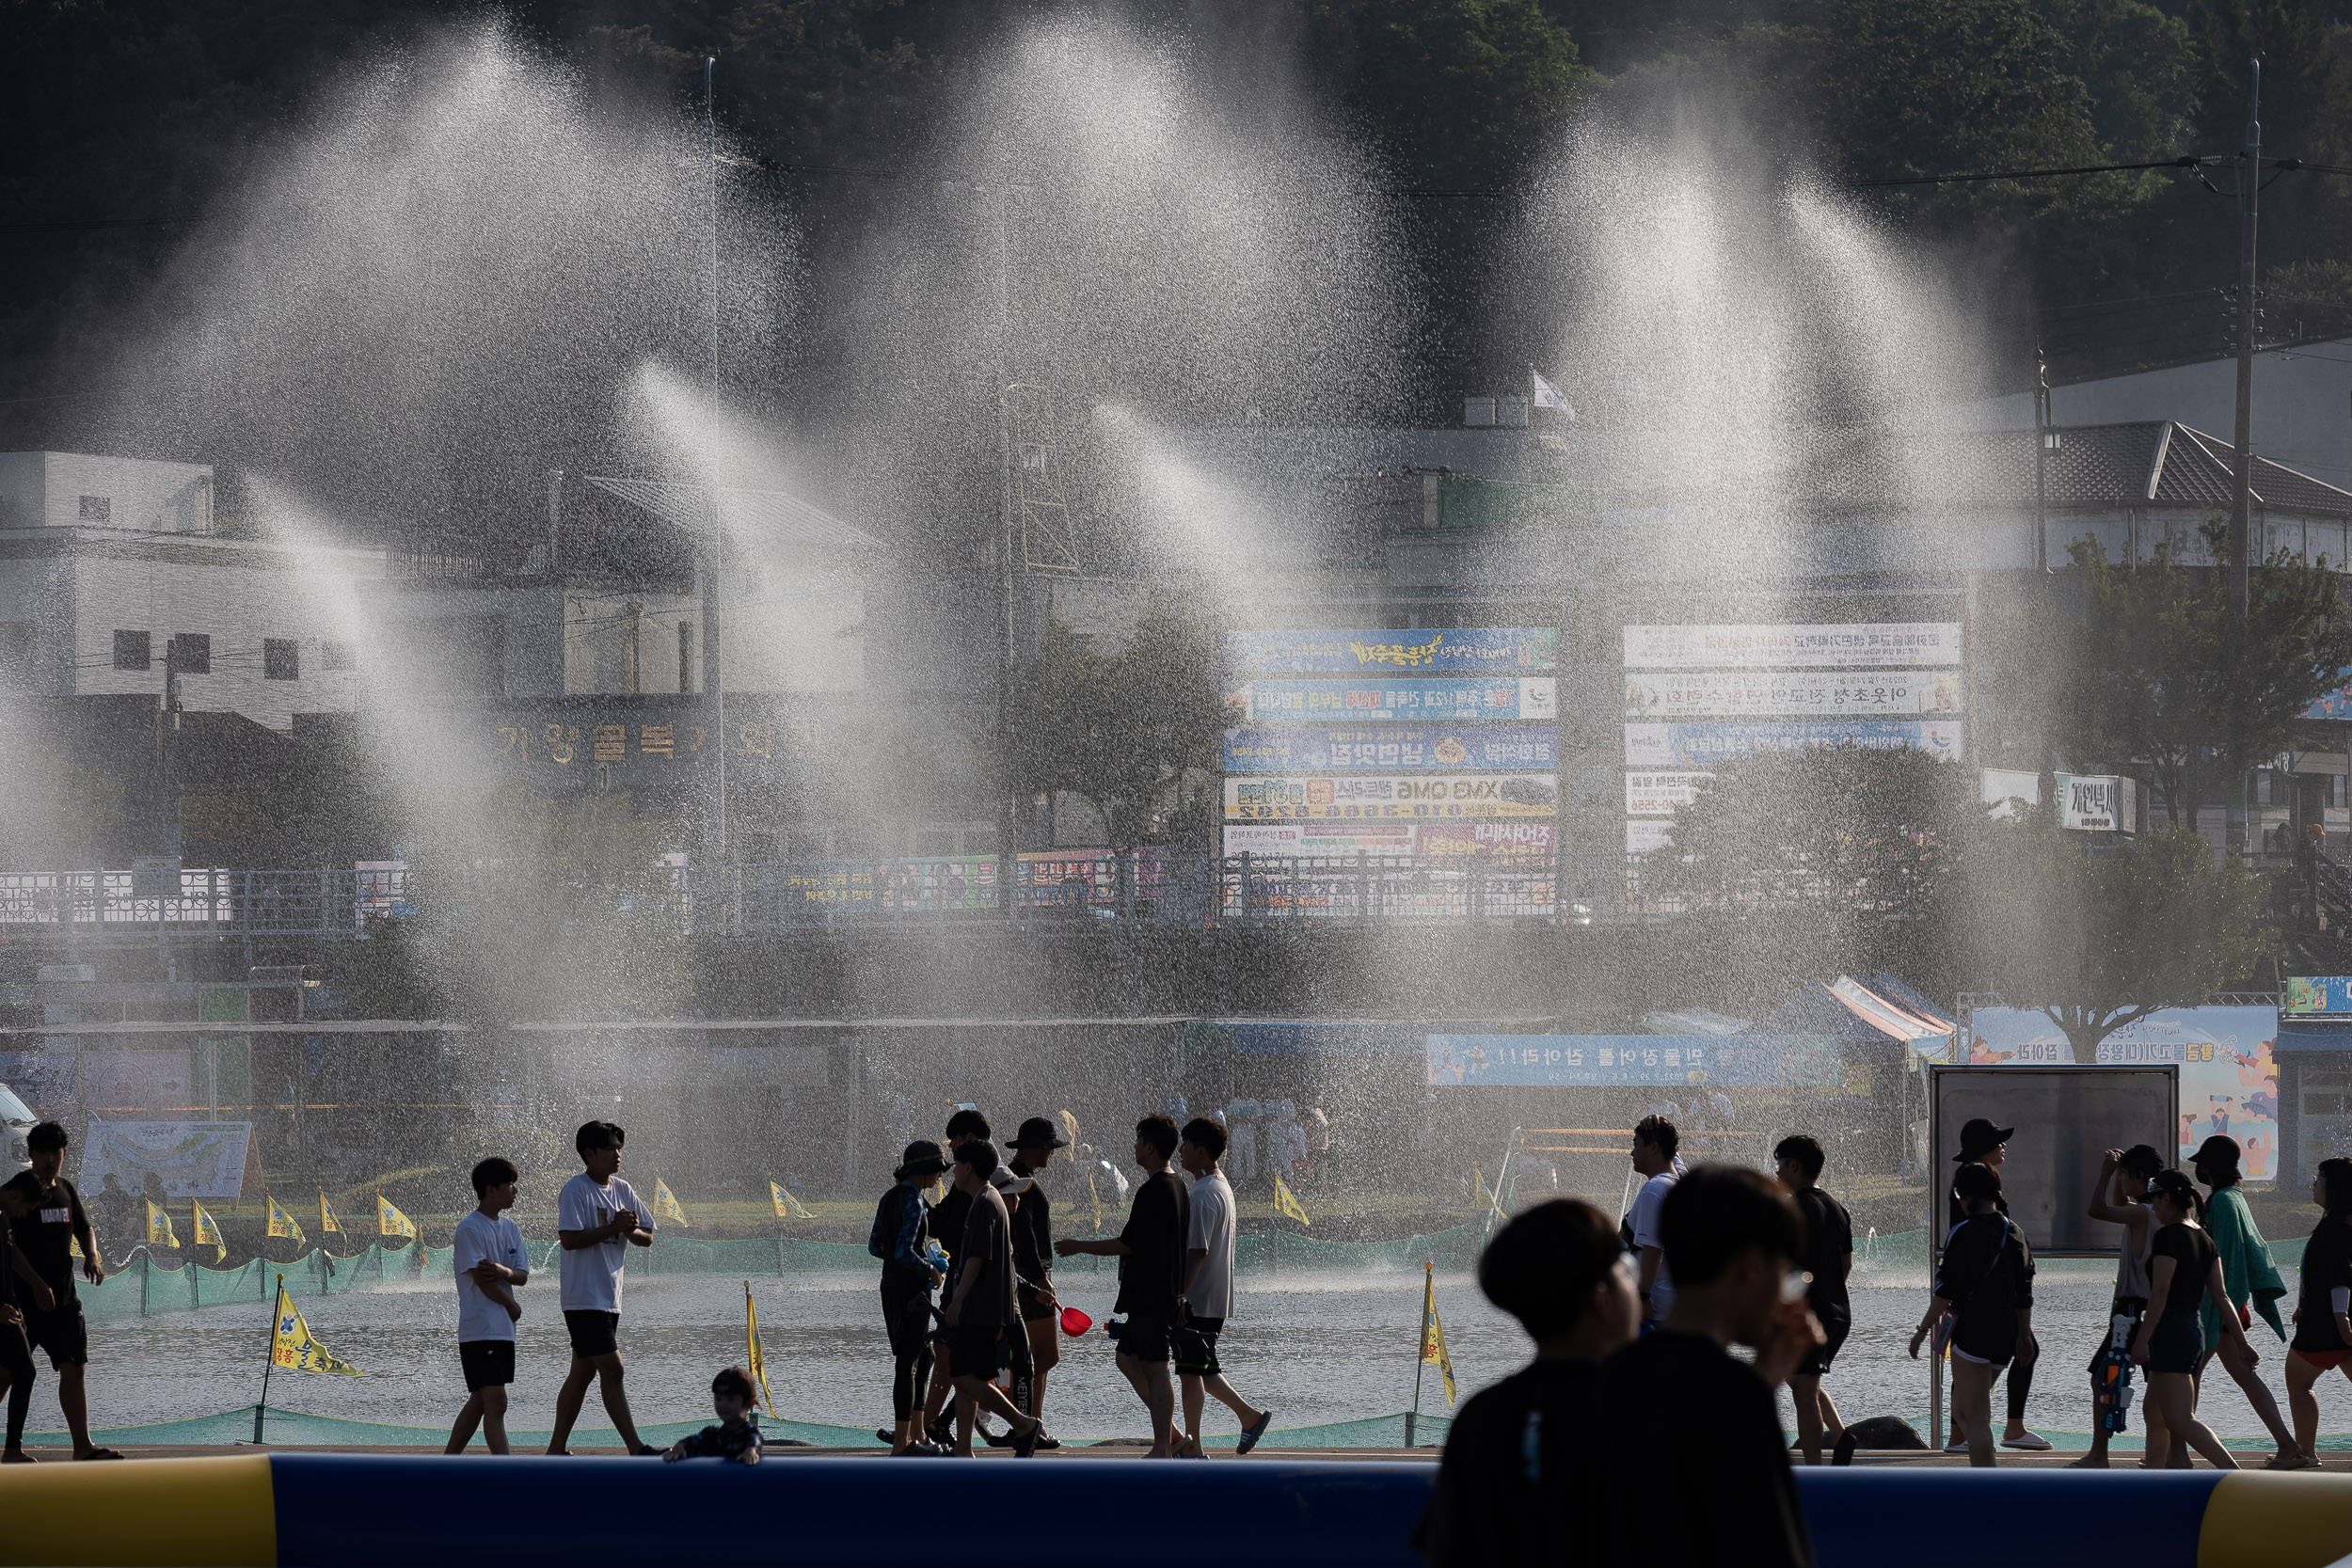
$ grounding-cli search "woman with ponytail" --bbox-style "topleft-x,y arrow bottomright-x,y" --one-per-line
2132,1169 -> 2249,1467
2284,1158 -> 2352,1460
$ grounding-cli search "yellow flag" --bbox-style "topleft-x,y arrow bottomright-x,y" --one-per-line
1275,1172 -> 1311,1227
192,1199 -> 227,1262
318,1192 -> 344,1236
744,1280 -> 777,1418
266,1194 -> 307,1247
651,1177 -> 688,1227
70,1233 -> 84,1259
770,1180 -> 812,1221
376,1193 -> 418,1241
271,1276 -> 362,1377
1472,1166 -> 1506,1222
1420,1264 -> 1457,1409
146,1198 -> 182,1249
1085,1168 -> 1104,1233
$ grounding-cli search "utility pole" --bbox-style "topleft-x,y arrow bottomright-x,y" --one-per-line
994,191 -> 1019,917
2228,57 -> 2262,861
2031,340 -> 2052,576
702,55 -> 728,861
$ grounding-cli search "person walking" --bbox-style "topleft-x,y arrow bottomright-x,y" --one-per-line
915,1108 -> 992,1447
547,1120 -> 657,1456
1,1123 -> 118,1462
2188,1134 -> 2311,1467
938,1140 -> 1041,1457
2286,1157 -> 2352,1462
1772,1134 -> 1851,1465
445,1157 -> 530,1455
1626,1115 -> 1679,1331
1004,1117 -> 1069,1448
2072,1145 -> 2166,1468
1947,1117 -> 2046,1450
1057,1113 -> 1190,1457
1910,1163 -> 2033,1466
0,1182 -> 36,1458
868,1141 -> 948,1455
2132,1170 -> 2251,1469
1173,1117 -> 1271,1457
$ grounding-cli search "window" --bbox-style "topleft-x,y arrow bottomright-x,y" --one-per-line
0,623 -> 33,689
322,641 -> 358,673
263,639 -> 299,681
113,630 -> 151,671
678,622 -> 694,692
78,495 -> 111,523
168,633 -> 211,674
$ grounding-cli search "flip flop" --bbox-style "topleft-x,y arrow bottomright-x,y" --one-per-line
74,1449 -> 124,1461
2267,1451 -> 2322,1470
1236,1411 -> 1274,1456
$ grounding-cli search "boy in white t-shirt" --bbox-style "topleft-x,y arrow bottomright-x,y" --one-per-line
1175,1117 -> 1273,1456
445,1156 -> 531,1454
1628,1115 -> 1680,1328
547,1120 -> 658,1456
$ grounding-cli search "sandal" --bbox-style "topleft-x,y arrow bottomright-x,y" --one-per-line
2267,1451 -> 2322,1471
74,1448 -> 124,1461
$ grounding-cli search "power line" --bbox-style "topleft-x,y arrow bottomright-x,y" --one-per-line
1851,155 -> 2220,188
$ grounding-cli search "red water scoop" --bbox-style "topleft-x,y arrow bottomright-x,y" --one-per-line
1060,1307 -> 1094,1337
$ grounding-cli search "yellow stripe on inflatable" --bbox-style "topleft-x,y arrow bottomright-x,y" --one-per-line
0,1453 -> 275,1566
2201,1470 -> 2352,1568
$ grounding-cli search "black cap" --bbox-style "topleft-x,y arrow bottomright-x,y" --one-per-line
1005,1117 -> 1072,1151
895,1140 -> 950,1180
2191,1134 -> 2241,1171
1953,1118 -> 2014,1162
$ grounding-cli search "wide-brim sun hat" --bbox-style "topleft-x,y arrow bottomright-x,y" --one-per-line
1005,1117 -> 1072,1150
1952,1117 -> 2015,1161
895,1140 -> 950,1180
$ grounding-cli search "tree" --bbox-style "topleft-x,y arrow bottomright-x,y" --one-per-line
1965,814 -> 2272,1061
1007,591 -> 1224,853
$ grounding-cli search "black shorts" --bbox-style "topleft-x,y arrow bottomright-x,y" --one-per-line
1117,1313 -> 1172,1364
1173,1316 -> 1222,1376
948,1324 -> 1005,1379
2148,1314 -> 2204,1375
564,1309 -> 621,1359
459,1339 -> 516,1391
1796,1312 -> 1849,1378
1017,1281 -> 1055,1324
1949,1312 -> 2018,1369
22,1302 -> 87,1369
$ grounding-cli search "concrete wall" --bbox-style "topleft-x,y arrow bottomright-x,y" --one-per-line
0,451 -> 214,534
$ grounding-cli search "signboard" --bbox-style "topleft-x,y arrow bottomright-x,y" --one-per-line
2055,772 -> 2137,832
1626,820 -> 1675,854
1981,769 -> 2041,817
1622,671 -> 1963,720
1626,772 -> 1712,816
2286,977 -> 2352,1015
1625,720 -> 1964,768
2305,668 -> 2352,720
1930,1066 -> 2176,1255
1965,1006 -> 2278,1175
487,698 -> 824,779
1232,677 -> 1556,723
1424,1034 -> 1841,1087
1224,628 -> 1558,674
1224,774 -> 1558,820
1221,824 -> 1555,860
77,1120 -> 254,1199
1223,725 -> 1556,773
1622,622 -> 1963,670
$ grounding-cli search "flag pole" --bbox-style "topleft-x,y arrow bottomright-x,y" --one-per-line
1408,1261 -> 1431,1449
255,1272 -> 283,1443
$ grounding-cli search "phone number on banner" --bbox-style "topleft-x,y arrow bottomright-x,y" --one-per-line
1224,774 -> 1557,819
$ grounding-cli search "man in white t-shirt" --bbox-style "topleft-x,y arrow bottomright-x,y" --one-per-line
445,1156 -> 531,1454
1175,1117 -> 1273,1456
547,1120 -> 658,1455
1628,1114 -> 1680,1329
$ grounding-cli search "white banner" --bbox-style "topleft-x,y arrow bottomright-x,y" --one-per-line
1625,720 -> 1965,768
1225,774 -> 1557,820
1623,670 -> 1963,720
2056,772 -> 2136,832
1625,820 -> 1676,854
1622,622 -> 1963,670
1625,772 -> 1712,816
77,1120 -> 252,1199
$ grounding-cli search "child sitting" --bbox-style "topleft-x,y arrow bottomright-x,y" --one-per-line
662,1367 -> 765,1465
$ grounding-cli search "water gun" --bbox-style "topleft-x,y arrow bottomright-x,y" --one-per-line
2092,1311 -> 2137,1433
924,1241 -> 951,1275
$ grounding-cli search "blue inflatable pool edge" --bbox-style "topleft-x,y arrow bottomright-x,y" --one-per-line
8,1455 -> 2352,1568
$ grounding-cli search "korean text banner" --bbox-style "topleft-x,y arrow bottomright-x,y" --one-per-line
1224,725 -> 1556,772
1622,671 -> 1964,721
1425,1034 -> 1842,1087
1966,1006 -> 2278,1175
2285,976 -> 2352,1015
1221,823 -> 1555,859
78,1121 -> 254,1199
1622,623 -> 1964,670
1224,628 -> 1558,674
1626,772 -> 1711,816
1234,677 -> 1558,723
1624,720 -> 1965,768
1225,774 -> 1558,820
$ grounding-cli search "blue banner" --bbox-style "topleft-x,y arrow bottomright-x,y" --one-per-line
1234,677 -> 1558,722
1424,1034 -> 1841,1087
1623,720 -> 1965,768
1224,725 -> 1556,772
2287,976 -> 2352,1015
1224,628 -> 1558,674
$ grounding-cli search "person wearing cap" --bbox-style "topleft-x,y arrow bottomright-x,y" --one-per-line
2189,1133 -> 2310,1467
1004,1117 -> 1069,1448
869,1141 -> 949,1455
939,1139 -> 1042,1457
1947,1118 -> 2046,1451
915,1108 -> 993,1449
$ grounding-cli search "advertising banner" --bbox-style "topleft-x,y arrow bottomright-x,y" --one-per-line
1221,824 -> 1555,861
77,1120 -> 254,1198
1965,1006 -> 2278,1174
1622,671 -> 1964,721
1233,676 -> 1558,723
2286,976 -> 2352,1015
1224,628 -> 1558,674
1622,623 -> 1964,670
1625,772 -> 1712,816
1224,725 -> 1556,772
2055,772 -> 2137,832
1424,1034 -> 1841,1087
1626,820 -> 1675,854
488,698 -> 824,779
1624,720 -> 1964,768
2305,668 -> 2352,720
1225,774 -> 1558,820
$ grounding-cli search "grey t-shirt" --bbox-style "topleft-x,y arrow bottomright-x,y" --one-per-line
1185,1168 -> 1237,1320
958,1185 -> 1018,1327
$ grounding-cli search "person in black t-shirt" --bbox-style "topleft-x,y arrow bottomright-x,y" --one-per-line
1773,1134 -> 1853,1465
1057,1113 -> 1189,1457
913,1107 -> 992,1449
1597,1165 -> 1820,1568
1413,1198 -> 1638,1567
939,1140 -> 1041,1458
2287,1157 -> 2352,1458
1004,1117 -> 1070,1446
1910,1163 -> 2033,1466
0,1181 -> 33,1442
4,1121 -> 116,1462
2131,1169 -> 2248,1469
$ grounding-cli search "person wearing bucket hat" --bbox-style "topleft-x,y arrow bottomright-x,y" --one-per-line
1002,1117 -> 1072,1449
869,1142 -> 950,1455
1945,1118 -> 2045,1451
